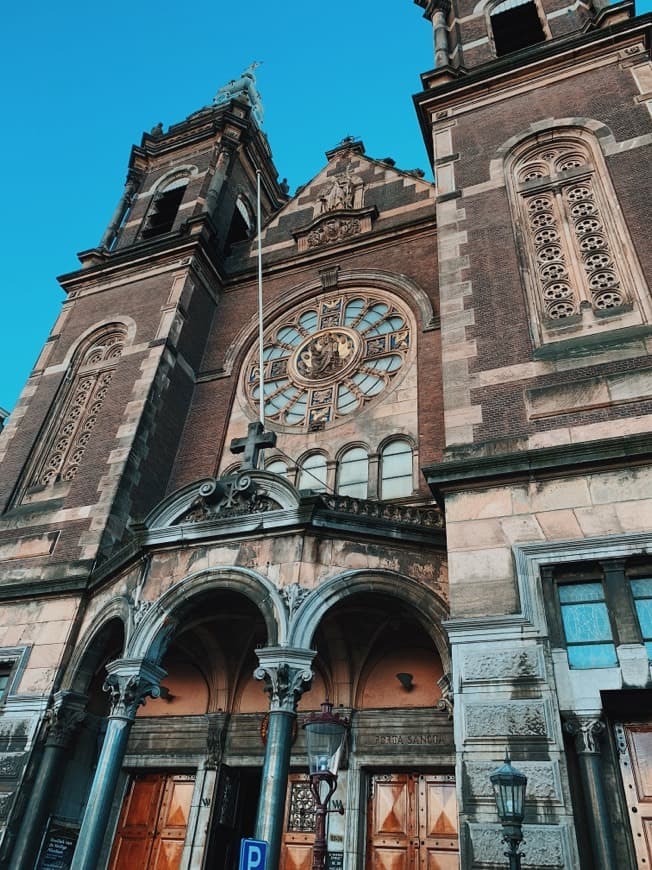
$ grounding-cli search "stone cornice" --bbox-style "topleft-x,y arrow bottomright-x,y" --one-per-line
423,432 -> 652,503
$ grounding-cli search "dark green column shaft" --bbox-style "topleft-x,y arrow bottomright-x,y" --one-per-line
255,710 -> 296,870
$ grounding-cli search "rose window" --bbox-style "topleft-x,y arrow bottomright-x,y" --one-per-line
244,292 -> 411,430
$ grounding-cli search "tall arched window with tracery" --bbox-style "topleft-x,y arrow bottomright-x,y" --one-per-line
26,325 -> 126,491
508,130 -> 648,348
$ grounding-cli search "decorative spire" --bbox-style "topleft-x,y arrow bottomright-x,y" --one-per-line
213,62 -> 264,126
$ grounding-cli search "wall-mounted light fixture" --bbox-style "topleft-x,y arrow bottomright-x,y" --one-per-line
396,672 -> 414,691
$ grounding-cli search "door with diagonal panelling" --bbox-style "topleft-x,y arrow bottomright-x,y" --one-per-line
109,772 -> 195,870
366,772 -> 458,869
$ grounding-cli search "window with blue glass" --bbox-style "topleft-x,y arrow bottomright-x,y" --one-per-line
631,577 -> 652,661
558,582 -> 618,669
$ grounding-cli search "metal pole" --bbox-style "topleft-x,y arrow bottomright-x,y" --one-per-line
310,773 -> 337,870
254,710 -> 295,870
256,169 -> 265,436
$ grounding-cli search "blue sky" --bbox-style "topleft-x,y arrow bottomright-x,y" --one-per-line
1,0 -> 650,413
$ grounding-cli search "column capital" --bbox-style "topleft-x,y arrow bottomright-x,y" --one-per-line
563,713 -> 605,754
45,691 -> 87,748
416,0 -> 451,19
255,646 -> 315,713
103,658 -> 166,720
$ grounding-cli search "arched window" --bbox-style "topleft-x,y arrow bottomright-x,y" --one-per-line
297,453 -> 328,493
337,447 -> 368,498
141,176 -> 188,239
266,458 -> 288,479
225,195 -> 254,251
490,0 -> 545,57
380,440 -> 413,500
508,131 -> 647,348
27,326 -> 126,490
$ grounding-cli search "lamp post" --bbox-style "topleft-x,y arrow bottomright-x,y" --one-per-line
303,700 -> 349,870
490,752 -> 528,870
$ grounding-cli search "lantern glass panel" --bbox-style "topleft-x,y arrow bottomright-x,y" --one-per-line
305,720 -> 346,775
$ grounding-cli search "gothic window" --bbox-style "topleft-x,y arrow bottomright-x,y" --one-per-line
631,578 -> 652,661
27,326 -> 126,489
509,133 -> 644,346
490,0 -> 545,57
558,582 -> 617,669
244,290 -> 412,431
337,447 -> 369,498
380,439 -> 413,500
225,194 -> 254,251
297,453 -> 328,493
141,176 -> 188,239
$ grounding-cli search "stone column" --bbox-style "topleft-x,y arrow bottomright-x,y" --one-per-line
254,646 -> 315,870
11,691 -> 87,870
204,143 -> 236,219
563,714 -> 617,870
71,659 -> 165,870
99,168 -> 142,250
424,0 -> 451,68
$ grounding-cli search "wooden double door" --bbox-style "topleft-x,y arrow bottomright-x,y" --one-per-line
366,772 -> 459,869
617,723 -> 652,867
109,772 -> 195,870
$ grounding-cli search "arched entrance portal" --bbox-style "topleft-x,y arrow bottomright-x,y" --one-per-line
108,589 -> 272,870
281,590 -> 458,870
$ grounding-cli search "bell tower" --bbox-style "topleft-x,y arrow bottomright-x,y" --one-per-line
415,0 -> 652,865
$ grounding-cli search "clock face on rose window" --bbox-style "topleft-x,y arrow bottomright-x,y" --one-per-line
244,291 -> 411,431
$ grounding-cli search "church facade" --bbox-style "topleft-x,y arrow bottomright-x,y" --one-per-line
0,1 -> 651,868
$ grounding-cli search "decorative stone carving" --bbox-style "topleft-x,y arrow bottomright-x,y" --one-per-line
44,692 -> 87,748
103,660 -> 166,720
0,755 -> 24,778
175,473 -> 282,524
0,791 -> 14,822
469,823 -> 565,867
281,583 -> 310,618
254,647 -> 315,713
132,598 -> 153,626
320,494 -> 444,528
206,716 -> 226,770
515,141 -> 629,323
436,672 -> 454,718
461,646 -> 543,683
464,760 -> 561,801
213,62 -> 264,126
307,217 -> 361,248
563,714 -> 605,754
465,701 -> 548,738
31,328 -> 125,487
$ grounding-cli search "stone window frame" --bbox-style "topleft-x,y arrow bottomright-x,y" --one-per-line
485,0 -> 551,59
504,127 -> 651,354
0,647 -> 31,706
378,435 -> 417,501
541,558 -> 652,670
137,167 -> 196,241
335,443 -> 370,499
14,323 -> 127,506
483,0 -> 551,59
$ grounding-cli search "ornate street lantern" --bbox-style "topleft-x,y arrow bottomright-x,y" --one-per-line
303,700 -> 349,870
490,751 -> 527,870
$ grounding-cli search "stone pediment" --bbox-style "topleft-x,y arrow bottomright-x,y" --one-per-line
141,470 -> 301,531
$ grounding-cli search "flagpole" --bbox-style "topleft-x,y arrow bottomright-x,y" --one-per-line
256,170 -> 265,436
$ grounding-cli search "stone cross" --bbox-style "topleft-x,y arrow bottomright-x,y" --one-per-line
230,421 -> 277,470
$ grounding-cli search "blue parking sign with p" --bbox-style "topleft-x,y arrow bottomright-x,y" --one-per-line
239,838 -> 268,870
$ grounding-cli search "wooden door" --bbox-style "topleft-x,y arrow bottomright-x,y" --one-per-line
280,773 -> 316,870
617,723 -> 652,867
366,773 -> 458,870
109,772 -> 195,870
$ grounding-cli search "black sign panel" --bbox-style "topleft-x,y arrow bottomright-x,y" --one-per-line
36,820 -> 79,870
327,852 -> 344,869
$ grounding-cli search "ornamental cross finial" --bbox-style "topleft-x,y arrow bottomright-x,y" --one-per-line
230,421 -> 277,471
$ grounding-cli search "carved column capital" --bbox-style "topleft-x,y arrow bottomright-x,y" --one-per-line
563,714 -> 605,754
254,646 -> 315,713
45,691 -> 87,748
102,658 -> 166,720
